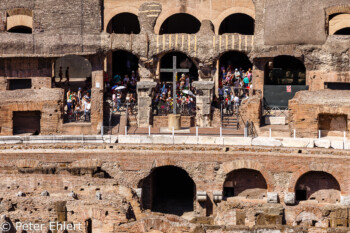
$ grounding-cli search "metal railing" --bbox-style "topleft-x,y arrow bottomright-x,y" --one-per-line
64,110 -> 91,123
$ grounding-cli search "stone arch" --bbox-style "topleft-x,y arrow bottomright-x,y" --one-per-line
138,165 -> 196,215
329,14 -> 350,35
154,7 -> 204,34
221,160 -> 274,191
288,166 -> 345,194
106,12 -> 141,34
213,7 -> 255,35
6,8 -> 33,33
223,168 -> 267,199
218,50 -> 253,73
104,7 -> 139,32
294,171 -> 341,203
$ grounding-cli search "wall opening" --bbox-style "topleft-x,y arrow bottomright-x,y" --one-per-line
295,171 -> 340,203
159,13 -> 201,34
223,169 -> 267,199
325,82 -> 350,90
263,56 -> 307,108
8,79 -> 32,90
139,166 -> 196,216
219,51 -> 252,75
85,219 -> 92,233
160,52 -> 198,82
318,114 -> 347,136
112,50 -> 139,80
334,27 -> 350,35
8,26 -> 32,34
13,111 -> 41,135
106,13 -> 141,34
219,13 -> 254,35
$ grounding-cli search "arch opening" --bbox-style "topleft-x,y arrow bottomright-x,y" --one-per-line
160,52 -> 198,82
112,50 -> 139,80
139,166 -> 196,216
219,13 -> 254,35
334,27 -> 350,35
159,13 -> 201,34
55,55 -> 92,123
263,56 -> 307,109
106,13 -> 140,34
8,25 -> 32,34
223,169 -> 267,199
295,171 -> 340,204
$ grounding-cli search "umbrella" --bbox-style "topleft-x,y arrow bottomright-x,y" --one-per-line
112,85 -> 118,90
114,86 -> 126,90
182,90 -> 195,96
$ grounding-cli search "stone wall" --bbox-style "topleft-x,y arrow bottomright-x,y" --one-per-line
0,144 -> 349,231
289,90 -> 350,138
153,116 -> 194,128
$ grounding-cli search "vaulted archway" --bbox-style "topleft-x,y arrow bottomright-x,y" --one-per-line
219,13 -> 255,35
139,166 -> 196,216
223,169 -> 267,199
159,13 -> 201,35
295,171 -> 341,204
106,13 -> 141,34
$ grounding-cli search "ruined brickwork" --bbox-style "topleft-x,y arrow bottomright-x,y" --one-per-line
0,144 -> 349,232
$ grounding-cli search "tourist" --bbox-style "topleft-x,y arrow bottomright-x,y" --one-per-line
243,75 -> 250,88
59,66 -> 63,83
84,100 -> 91,121
65,67 -> 70,85
234,68 -> 241,80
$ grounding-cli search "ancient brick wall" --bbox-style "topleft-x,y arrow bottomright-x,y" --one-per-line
0,145 -> 349,231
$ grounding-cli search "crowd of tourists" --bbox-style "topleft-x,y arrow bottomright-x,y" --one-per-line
105,71 -> 138,113
152,74 -> 196,116
217,66 -> 253,114
65,88 -> 92,122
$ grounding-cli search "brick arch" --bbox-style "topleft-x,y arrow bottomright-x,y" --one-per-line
287,165 -> 345,194
154,7 -> 204,34
221,160 -> 274,192
212,7 -> 255,35
329,14 -> 350,35
104,7 -> 139,32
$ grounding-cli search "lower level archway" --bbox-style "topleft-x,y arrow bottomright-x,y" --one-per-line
223,169 -> 267,199
295,171 -> 340,203
139,166 -> 196,216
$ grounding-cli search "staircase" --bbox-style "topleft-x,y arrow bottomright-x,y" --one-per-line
222,113 -> 240,129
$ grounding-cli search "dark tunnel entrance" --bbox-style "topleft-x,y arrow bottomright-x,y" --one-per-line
140,166 -> 196,216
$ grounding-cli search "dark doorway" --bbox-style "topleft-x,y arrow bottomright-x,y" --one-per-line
85,219 -> 92,233
223,169 -> 267,199
9,79 -> 32,90
139,166 -> 196,216
318,114 -> 347,131
112,50 -> 139,78
219,51 -> 252,72
107,13 -> 141,34
334,27 -> 350,35
13,111 -> 41,135
159,13 -> 201,34
264,56 -> 307,108
160,52 -> 198,82
295,171 -> 341,203
219,13 -> 255,35
8,26 -> 32,34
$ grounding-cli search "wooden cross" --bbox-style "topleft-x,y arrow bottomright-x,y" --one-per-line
160,56 -> 189,114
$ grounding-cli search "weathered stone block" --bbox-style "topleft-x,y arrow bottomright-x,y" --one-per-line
340,196 -> 350,206
236,210 -> 246,226
252,137 -> 282,147
331,140 -> 344,150
267,192 -> 279,203
282,138 -> 314,148
314,139 -> 331,149
223,137 -> 252,146
264,116 -> 286,125
284,192 -> 296,205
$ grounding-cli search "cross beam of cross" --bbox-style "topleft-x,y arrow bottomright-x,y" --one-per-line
160,56 -> 189,114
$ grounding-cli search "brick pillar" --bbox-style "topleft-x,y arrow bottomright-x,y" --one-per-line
192,81 -> 214,127
91,70 -> 104,133
137,82 -> 156,127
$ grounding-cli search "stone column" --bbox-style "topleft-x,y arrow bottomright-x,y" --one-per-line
192,81 -> 214,127
137,82 -> 156,127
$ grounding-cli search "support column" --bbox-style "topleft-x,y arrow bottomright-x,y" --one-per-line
137,81 -> 156,127
192,81 -> 214,127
